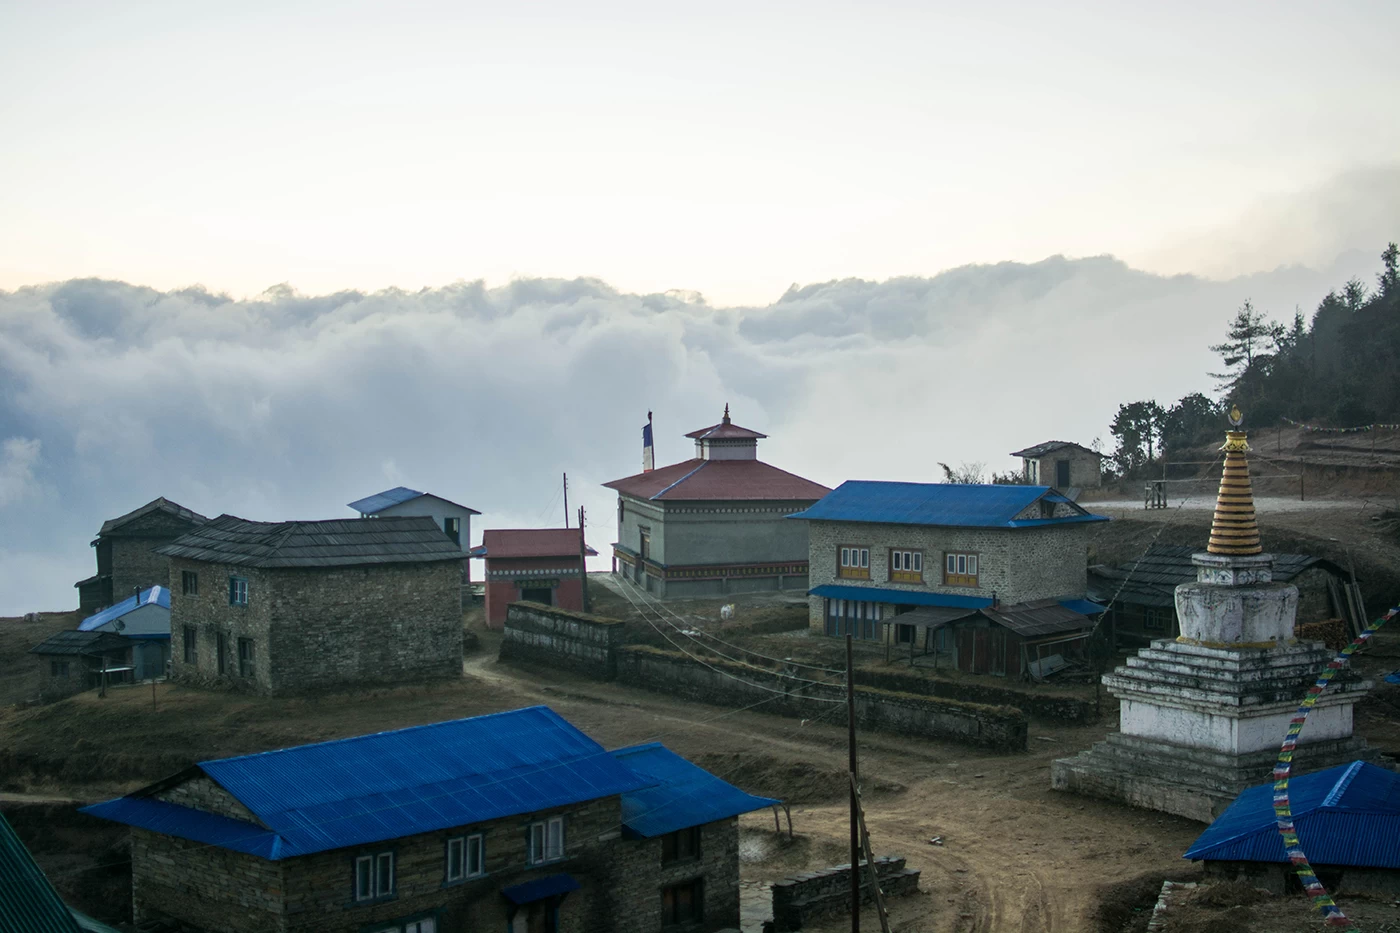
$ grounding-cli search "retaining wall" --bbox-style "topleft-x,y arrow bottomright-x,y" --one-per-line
852,667 -> 1098,724
500,602 -> 627,680
615,645 -> 1027,751
770,856 -> 921,931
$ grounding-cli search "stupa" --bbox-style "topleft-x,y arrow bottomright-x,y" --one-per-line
1051,408 -> 1373,821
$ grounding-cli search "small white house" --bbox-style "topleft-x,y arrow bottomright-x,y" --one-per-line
347,486 -> 480,551
77,585 -> 171,680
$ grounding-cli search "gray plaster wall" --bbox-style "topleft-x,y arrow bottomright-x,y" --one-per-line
369,495 -> 476,555
617,496 -> 814,568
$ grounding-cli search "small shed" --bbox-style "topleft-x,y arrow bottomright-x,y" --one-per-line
29,630 -> 136,700
1185,761 -> 1400,895
1009,441 -> 1102,490
77,585 -> 170,680
946,598 -> 1100,678
470,529 -> 598,629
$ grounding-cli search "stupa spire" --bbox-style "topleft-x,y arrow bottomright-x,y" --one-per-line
1207,406 -> 1262,556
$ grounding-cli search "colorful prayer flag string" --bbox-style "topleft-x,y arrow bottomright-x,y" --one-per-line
1281,417 -> 1400,433
1273,607 -> 1399,930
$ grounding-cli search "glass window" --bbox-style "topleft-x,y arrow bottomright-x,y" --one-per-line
662,827 -> 701,864
354,855 -> 373,901
181,570 -> 198,596
967,555 -> 977,576
840,547 -> 850,567
529,817 -> 564,865
860,548 -> 869,568
662,879 -> 704,925
913,553 -> 922,572
183,625 -> 197,665
946,554 -> 956,573
446,834 -> 483,882
375,852 -> 394,897
228,576 -> 249,606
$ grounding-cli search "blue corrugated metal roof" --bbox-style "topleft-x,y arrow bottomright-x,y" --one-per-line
1185,761 -> 1400,868
502,873 -> 580,905
809,584 -> 994,610
77,586 -> 169,632
787,481 -> 1109,528
347,486 -> 425,514
83,707 -> 650,859
1059,599 -> 1107,616
611,743 -> 780,839
80,797 -> 281,859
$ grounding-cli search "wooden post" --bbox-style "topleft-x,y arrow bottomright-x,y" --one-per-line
563,473 -> 569,528
99,656 -> 107,699
847,633 -> 860,933
851,774 -> 892,933
578,506 -> 591,614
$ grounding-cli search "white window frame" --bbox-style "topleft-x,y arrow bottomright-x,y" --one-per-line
355,851 -> 395,901
446,833 -> 484,882
529,816 -> 565,865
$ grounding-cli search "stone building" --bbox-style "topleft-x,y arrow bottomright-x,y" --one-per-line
77,585 -> 171,680
158,515 -> 464,694
791,482 -> 1109,660
1185,761 -> 1400,895
468,529 -> 597,630
604,407 -> 830,598
83,705 -> 777,933
1052,414 -> 1374,821
74,497 -> 207,613
28,630 -> 136,701
1008,440 -> 1103,489
1089,545 -> 1351,647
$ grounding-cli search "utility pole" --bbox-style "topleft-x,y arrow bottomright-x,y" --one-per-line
847,632 -> 860,933
563,473 -> 569,528
578,506 -> 591,614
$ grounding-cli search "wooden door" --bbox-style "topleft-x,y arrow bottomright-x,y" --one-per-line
973,628 -> 989,673
1056,459 -> 1071,488
989,627 -> 1006,676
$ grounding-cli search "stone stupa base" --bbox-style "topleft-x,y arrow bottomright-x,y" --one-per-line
1051,732 -> 1377,823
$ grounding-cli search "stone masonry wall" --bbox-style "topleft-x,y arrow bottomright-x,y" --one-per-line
169,558 -> 460,694
851,667 -> 1097,724
131,828 -> 286,933
109,536 -> 173,603
616,645 -> 1027,751
606,818 -> 742,933
500,602 -> 626,680
770,856 -> 920,932
157,775 -> 262,823
266,561 -> 460,692
805,519 -> 1090,631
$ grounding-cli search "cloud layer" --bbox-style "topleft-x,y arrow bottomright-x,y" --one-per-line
0,251 -> 1382,615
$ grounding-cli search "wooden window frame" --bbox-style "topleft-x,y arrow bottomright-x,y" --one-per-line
182,625 -> 197,666
837,545 -> 870,580
662,826 -> 702,865
228,575 -> 249,607
889,548 -> 924,584
181,570 -> 199,596
661,877 -> 705,926
943,551 -> 980,588
1143,607 -> 1169,632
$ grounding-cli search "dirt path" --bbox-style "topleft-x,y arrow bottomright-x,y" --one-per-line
463,651 -> 1201,933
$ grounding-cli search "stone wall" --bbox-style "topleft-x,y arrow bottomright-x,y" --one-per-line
500,602 -> 626,679
157,775 -> 261,823
131,828 -> 286,933
606,818 -> 742,932
805,519 -> 1092,631
851,667 -> 1097,724
616,645 -> 1027,751
170,557 -> 461,694
109,536 -> 173,602
770,856 -> 920,931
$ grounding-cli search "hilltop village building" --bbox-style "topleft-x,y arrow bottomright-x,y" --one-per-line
76,585 -> 171,680
791,482 -> 1109,677
1009,441 -> 1103,489
74,497 -> 207,613
159,515 -> 465,694
1053,417 -> 1374,821
469,528 -> 598,629
604,408 -> 830,598
84,706 -> 778,933
348,486 -> 480,595
28,630 -> 136,701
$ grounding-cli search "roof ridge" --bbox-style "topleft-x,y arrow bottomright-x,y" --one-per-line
650,460 -> 709,500
1323,760 -> 1366,808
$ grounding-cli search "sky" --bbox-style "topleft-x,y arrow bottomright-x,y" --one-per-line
1,1 -> 1398,614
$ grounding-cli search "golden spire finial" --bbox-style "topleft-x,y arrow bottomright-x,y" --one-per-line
1208,407 -> 1261,555
722,403 -> 730,424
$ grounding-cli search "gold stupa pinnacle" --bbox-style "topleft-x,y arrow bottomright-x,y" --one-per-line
1207,406 -> 1262,555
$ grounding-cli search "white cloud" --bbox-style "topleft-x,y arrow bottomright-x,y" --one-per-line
0,249 -> 1389,614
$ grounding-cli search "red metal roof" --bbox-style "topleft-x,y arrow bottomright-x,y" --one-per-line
684,421 -> 767,440
603,459 -> 830,502
479,529 -> 596,559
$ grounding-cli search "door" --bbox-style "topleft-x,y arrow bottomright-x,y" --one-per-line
521,587 -> 554,606
1055,459 -> 1071,488
973,628 -> 989,673
989,627 -> 1006,676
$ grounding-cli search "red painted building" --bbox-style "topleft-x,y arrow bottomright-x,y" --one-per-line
469,529 -> 597,630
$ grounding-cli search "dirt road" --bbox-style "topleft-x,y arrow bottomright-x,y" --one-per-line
461,649 -> 1202,933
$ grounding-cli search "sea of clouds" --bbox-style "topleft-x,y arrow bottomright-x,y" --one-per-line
0,251 -> 1381,615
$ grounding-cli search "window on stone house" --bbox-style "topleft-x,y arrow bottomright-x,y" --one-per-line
944,552 -> 979,587
661,878 -> 704,926
838,546 -> 870,579
354,850 -> 395,902
50,660 -> 70,677
228,576 -> 249,606
183,625 -> 197,666
528,816 -> 565,865
445,833 -> 484,882
1143,607 -> 1170,632
889,549 -> 923,584
237,638 -> 255,678
662,827 -> 701,864
216,632 -> 229,675
181,570 -> 198,596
